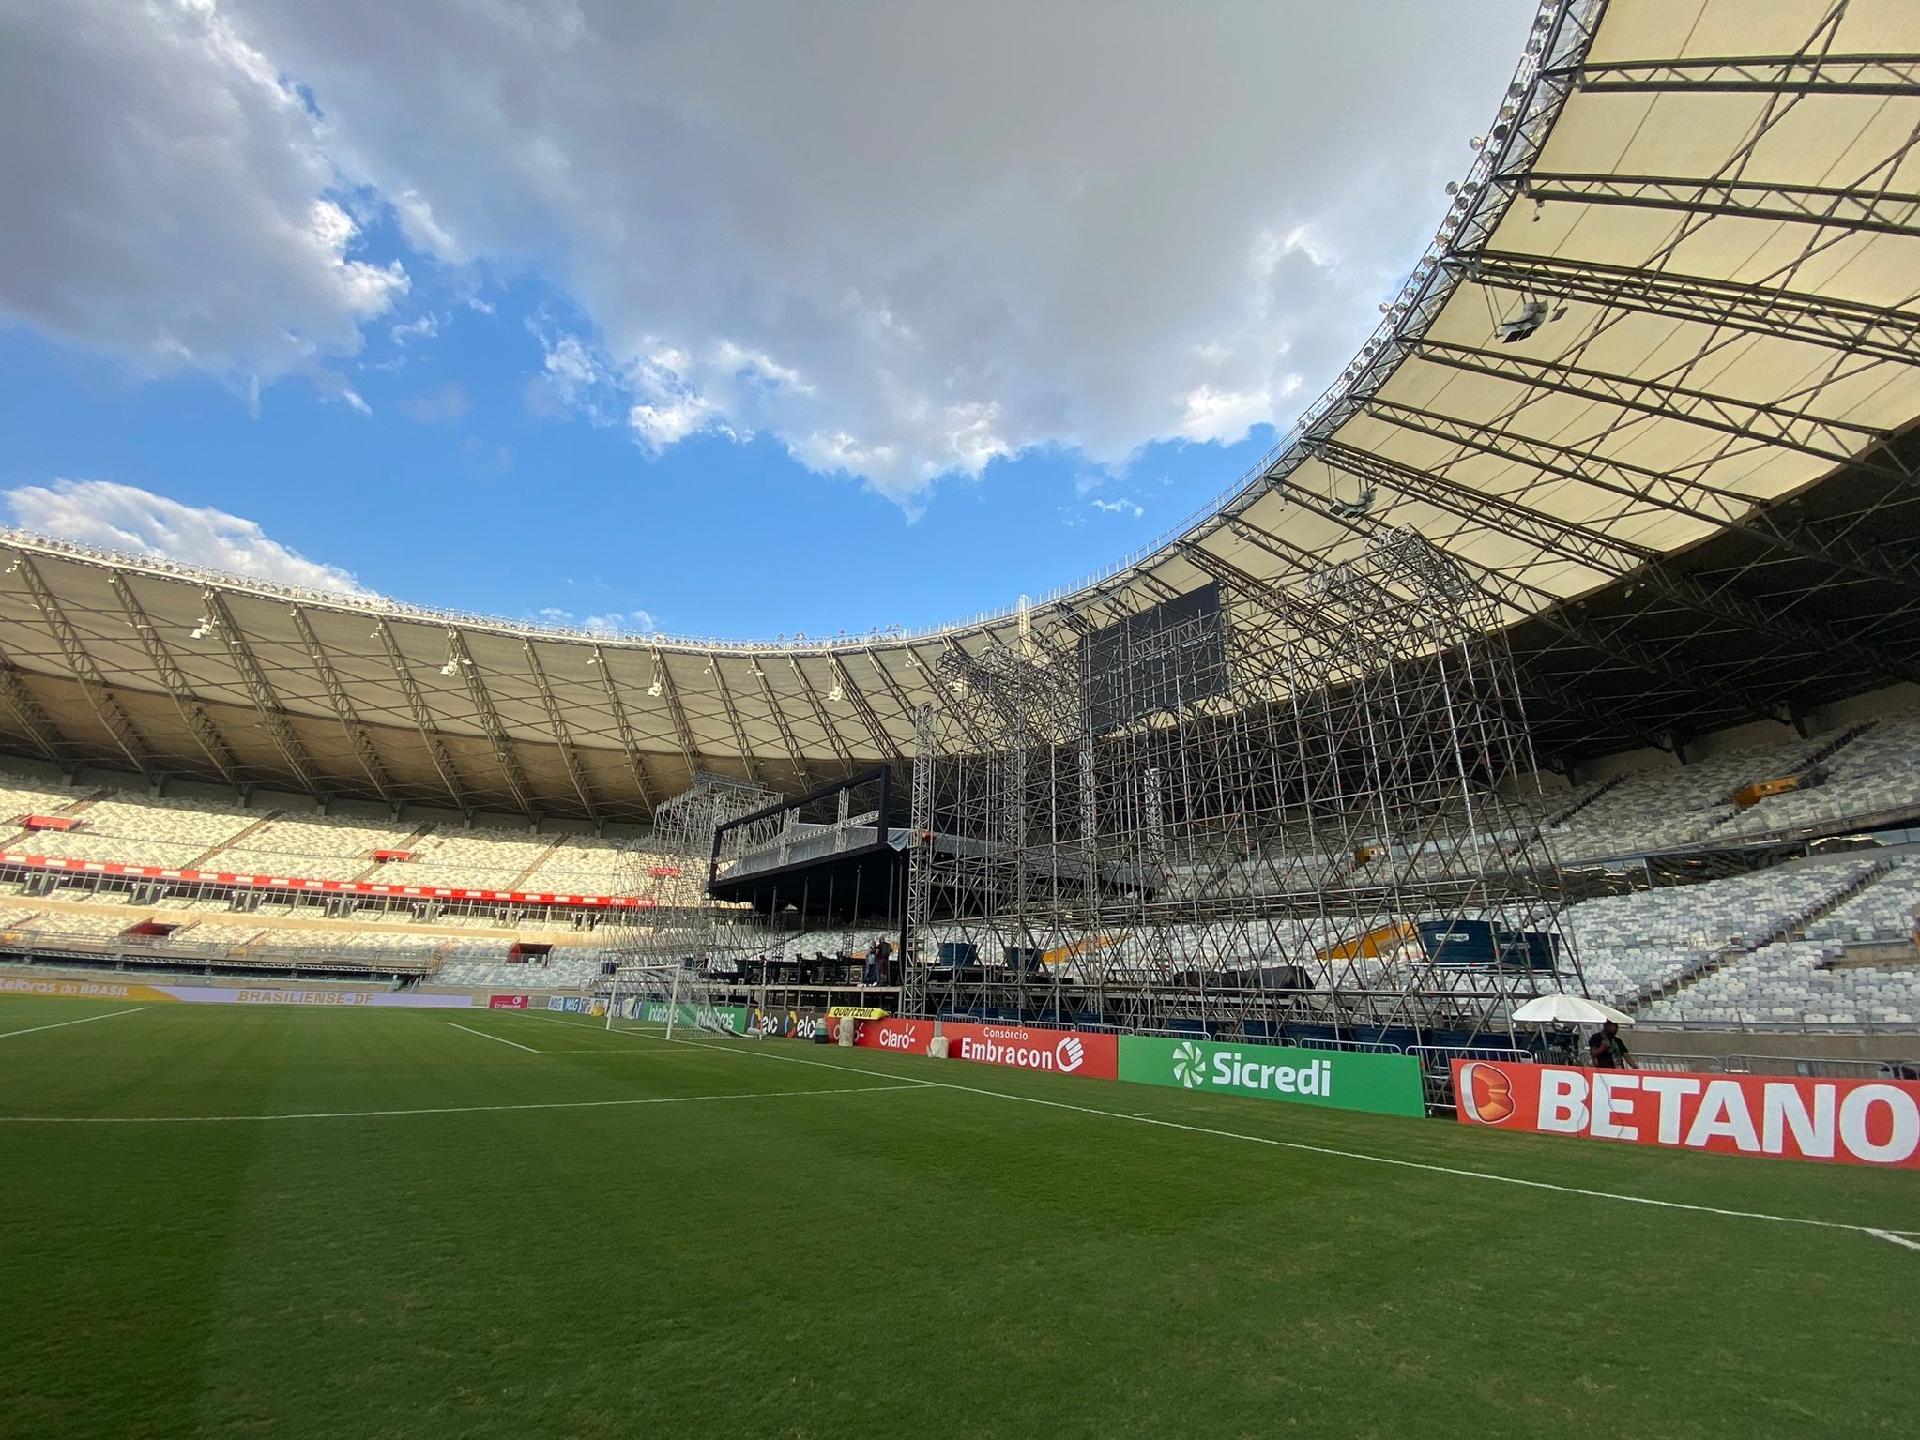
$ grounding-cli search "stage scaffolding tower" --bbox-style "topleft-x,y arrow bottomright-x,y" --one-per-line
903,529 -> 1581,1043
601,771 -> 781,991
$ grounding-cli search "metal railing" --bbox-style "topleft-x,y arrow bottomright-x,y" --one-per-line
1725,1054 -> 1911,1081
1634,1052 -> 1722,1073
1410,1044 -> 1533,1112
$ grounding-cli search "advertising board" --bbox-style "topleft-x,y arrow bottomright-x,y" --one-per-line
1120,1037 -> 1425,1117
853,1017 -> 939,1054
1451,1060 -> 1920,1168
940,1021 -> 1118,1079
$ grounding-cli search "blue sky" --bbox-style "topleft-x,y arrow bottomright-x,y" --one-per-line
0,0 -> 1536,642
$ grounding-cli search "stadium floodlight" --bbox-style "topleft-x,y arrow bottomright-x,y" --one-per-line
188,618 -> 213,641
646,678 -> 663,698
827,682 -> 843,703
438,659 -> 459,677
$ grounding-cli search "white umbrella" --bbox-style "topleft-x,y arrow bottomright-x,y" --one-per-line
1510,992 -> 1634,1027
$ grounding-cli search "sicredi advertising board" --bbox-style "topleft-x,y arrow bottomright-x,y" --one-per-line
1121,1037 -> 1424,1117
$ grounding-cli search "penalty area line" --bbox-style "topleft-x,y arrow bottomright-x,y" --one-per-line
0,1006 -> 146,1041
0,1081 -> 927,1124
447,1021 -> 540,1054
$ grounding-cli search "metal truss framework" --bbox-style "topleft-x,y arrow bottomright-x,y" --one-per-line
374,620 -> 469,816
13,556 -> 152,781
524,640 -> 599,824
592,643 -> 655,814
202,589 -> 324,798
0,3 -> 1917,816
604,772 -> 779,979
903,533 -> 1579,1043
1541,53 -> 1920,97
291,604 -> 397,808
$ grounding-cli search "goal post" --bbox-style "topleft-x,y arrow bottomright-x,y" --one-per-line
602,961 -> 750,1041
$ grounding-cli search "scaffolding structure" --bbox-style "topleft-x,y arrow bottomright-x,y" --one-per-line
601,772 -> 779,983
904,530 -> 1580,1042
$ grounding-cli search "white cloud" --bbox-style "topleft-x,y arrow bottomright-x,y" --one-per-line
391,313 -> 441,345
582,609 -> 660,635
215,0 -> 1528,505
8,0 -> 1533,505
1088,497 -> 1145,519
4,480 -> 370,594
1176,384 -> 1274,445
0,0 -> 407,381
398,381 -> 471,422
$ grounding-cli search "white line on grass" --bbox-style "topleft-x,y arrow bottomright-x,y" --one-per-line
0,1006 -> 146,1041
549,1016 -> 1920,1255
0,1081 -> 925,1124
921,1075 -> 1920,1251
447,1021 -> 540,1054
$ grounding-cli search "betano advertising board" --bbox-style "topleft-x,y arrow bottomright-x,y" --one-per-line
1120,1036 -> 1425,1117
1452,1059 -> 1920,1168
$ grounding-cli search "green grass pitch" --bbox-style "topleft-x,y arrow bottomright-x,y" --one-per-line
1,996 -> 1914,1439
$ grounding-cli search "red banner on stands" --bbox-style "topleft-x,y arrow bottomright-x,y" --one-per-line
1451,1059 -> 1920,1168
488,994 -> 530,1010
942,1021 -> 1118,1080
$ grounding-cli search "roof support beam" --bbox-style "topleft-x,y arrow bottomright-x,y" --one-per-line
1366,398 -> 1920,595
1407,338 -> 1893,474
374,620 -> 469,815
445,629 -> 535,820
201,591 -> 324,797
706,654 -> 764,786
1541,53 -> 1920,97
1292,480 -> 1792,725
788,657 -> 856,771
14,557 -> 152,780
0,651 -> 66,764
750,655 -> 818,791
290,605 -> 396,807
651,649 -> 703,789
107,571 -> 239,785
1215,514 -> 1677,755
1315,440 -> 1920,689
842,651 -> 908,766
1452,249 -> 1920,367
1520,173 -> 1920,240
524,641 -> 599,823
1234,481 -> 1792,729
590,644 -> 655,815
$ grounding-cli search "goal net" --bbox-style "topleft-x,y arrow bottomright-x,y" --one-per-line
604,962 -> 748,1041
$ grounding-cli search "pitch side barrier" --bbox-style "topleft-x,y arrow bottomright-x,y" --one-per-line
1453,1058 -> 1920,1169
854,1019 -> 1425,1118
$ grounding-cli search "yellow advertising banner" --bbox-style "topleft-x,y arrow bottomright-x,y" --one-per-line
0,976 -> 181,1002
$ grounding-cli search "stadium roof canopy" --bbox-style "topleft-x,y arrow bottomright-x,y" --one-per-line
3,0 -> 1919,824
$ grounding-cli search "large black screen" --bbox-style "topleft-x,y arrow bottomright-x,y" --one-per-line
1079,582 -> 1229,731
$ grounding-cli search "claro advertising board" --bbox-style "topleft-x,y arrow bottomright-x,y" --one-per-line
1121,1036 -> 1425,1117
1451,1059 -> 1920,1168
